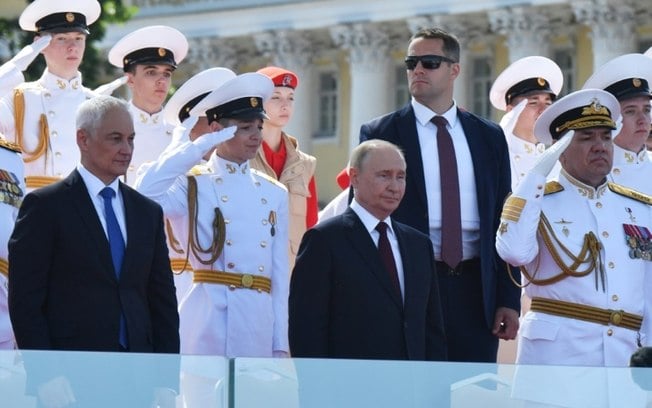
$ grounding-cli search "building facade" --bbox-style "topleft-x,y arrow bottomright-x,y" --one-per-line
83,0 -> 652,202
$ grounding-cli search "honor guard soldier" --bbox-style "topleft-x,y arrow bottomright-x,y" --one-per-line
496,89 -> 652,367
583,53 -> 652,195
490,56 -> 564,189
136,72 -> 290,358
252,66 -> 318,269
0,0 -> 101,191
138,67 -> 237,304
0,136 -> 25,349
108,25 -> 188,185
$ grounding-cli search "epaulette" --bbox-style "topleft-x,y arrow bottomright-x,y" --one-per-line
0,137 -> 21,153
251,168 -> 287,191
608,182 -> 652,205
544,181 -> 564,195
187,164 -> 212,176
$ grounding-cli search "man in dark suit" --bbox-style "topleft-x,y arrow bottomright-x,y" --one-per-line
359,27 -> 519,362
289,139 -> 446,361
8,95 -> 179,406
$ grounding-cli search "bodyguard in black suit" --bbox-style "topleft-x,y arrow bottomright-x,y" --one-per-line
359,27 -> 520,362
8,96 -> 179,406
289,140 -> 446,361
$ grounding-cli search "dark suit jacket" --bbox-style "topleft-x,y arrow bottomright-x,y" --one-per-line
359,105 -> 520,327
289,208 -> 447,360
8,169 -> 179,353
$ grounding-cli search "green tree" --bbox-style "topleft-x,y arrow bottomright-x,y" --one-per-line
0,0 -> 136,88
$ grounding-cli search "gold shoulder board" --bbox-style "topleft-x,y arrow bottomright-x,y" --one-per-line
187,164 -> 211,176
608,182 -> 652,205
0,137 -> 21,153
251,169 -> 286,190
544,181 -> 564,195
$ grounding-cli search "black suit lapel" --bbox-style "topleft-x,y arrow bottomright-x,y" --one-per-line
395,106 -> 428,211
67,170 -> 116,281
343,209 -> 403,310
457,109 -> 489,219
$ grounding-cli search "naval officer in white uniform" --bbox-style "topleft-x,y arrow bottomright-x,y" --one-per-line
108,25 -> 188,185
0,0 -> 101,191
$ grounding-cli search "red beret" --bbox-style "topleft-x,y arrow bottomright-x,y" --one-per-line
257,66 -> 299,89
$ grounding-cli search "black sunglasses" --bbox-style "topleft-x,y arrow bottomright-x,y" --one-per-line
404,55 -> 457,70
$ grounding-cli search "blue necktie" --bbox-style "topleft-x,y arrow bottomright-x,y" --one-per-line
99,187 -> 128,349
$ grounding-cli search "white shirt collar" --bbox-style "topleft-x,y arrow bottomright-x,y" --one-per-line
411,98 -> 459,129
77,165 -> 120,197
350,199 -> 394,236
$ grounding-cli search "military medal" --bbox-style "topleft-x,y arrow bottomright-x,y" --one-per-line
623,224 -> 652,260
0,170 -> 23,208
268,211 -> 276,237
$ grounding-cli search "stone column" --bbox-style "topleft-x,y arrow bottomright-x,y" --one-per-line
254,30 -> 315,152
186,36 -> 238,71
488,7 -> 552,62
330,23 -> 392,154
572,0 -> 637,68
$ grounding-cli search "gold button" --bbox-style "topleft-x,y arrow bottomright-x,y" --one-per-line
607,329 -> 613,336
226,240 -> 232,246
262,219 -> 268,225
610,311 -> 623,325
521,173 -> 525,177
224,219 -> 230,224
229,285 -> 236,291
261,198 -> 267,204
255,181 -> 261,186
227,262 -> 235,269
260,241 -> 267,248
51,131 -> 58,137
241,274 -> 254,288
55,152 -> 61,157
602,231 -> 609,238
608,262 -> 615,269
596,202 -> 602,208
215,178 -> 223,184
128,165 -> 135,171
48,111 -> 55,117
258,265 -> 264,272
221,195 -> 228,202
537,185 -> 543,190
613,168 -> 621,175
44,93 -> 51,98
612,294 -> 619,302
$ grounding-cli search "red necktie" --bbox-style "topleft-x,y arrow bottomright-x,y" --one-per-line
431,116 -> 463,270
375,222 -> 401,296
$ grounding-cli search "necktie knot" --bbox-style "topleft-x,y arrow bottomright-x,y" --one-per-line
100,187 -> 116,201
431,116 -> 448,129
375,221 -> 389,235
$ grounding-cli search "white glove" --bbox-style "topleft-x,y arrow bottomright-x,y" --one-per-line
613,114 -> 623,139
8,35 -> 52,71
499,99 -> 527,137
192,123 -> 238,155
170,116 -> 199,147
530,130 -> 574,177
93,76 -> 127,96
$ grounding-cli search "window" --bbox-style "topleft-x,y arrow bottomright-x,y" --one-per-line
469,57 -> 493,119
314,71 -> 338,139
394,65 -> 410,109
553,49 -> 575,96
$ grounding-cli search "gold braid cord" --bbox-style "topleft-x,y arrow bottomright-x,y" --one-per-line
187,175 -> 226,266
13,88 -> 49,163
517,213 -> 604,290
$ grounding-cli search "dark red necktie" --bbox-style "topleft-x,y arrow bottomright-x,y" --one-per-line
431,116 -> 462,270
375,222 -> 401,296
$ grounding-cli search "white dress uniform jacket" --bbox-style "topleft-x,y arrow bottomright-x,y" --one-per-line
610,144 -> 652,196
136,140 -> 290,357
0,139 -> 25,349
127,102 -> 174,186
0,69 -> 95,190
496,169 -> 652,367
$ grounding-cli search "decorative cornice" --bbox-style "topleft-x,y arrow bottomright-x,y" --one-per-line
330,23 -> 390,70
253,30 -> 313,69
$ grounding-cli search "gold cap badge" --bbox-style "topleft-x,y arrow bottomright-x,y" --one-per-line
537,77 -> 546,87
250,97 -> 258,108
65,12 -> 75,23
633,78 -> 642,88
158,48 -> 166,57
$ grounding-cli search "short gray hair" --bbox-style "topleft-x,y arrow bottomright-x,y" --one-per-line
350,140 -> 405,172
76,95 -> 130,136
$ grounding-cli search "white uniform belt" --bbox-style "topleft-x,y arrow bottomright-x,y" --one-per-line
531,297 -> 642,331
